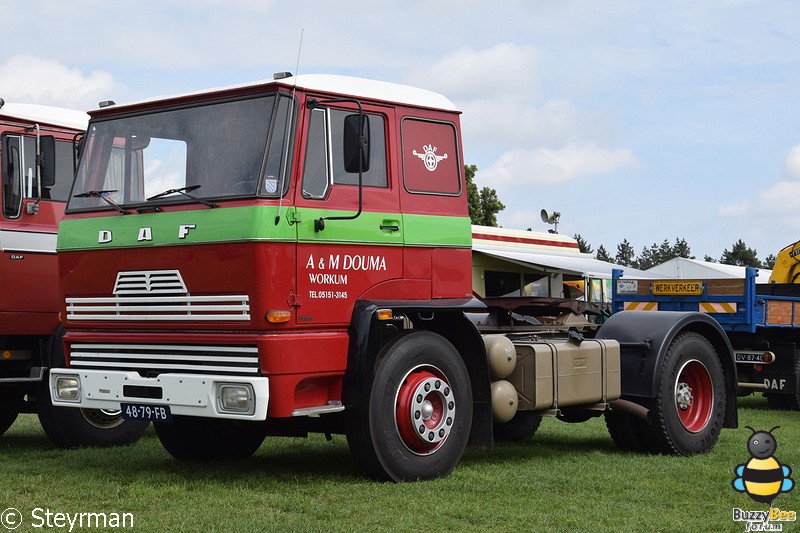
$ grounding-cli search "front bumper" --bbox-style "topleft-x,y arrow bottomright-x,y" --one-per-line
48,368 -> 269,420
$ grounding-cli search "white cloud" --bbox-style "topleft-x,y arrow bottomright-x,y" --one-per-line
460,98 -> 607,153
757,180 -> 800,214
717,200 -> 750,217
0,55 -> 116,109
784,144 -> 800,179
405,43 -> 539,102
482,142 -> 637,188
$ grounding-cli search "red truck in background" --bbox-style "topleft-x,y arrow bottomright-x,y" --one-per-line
0,100 -> 147,446
49,74 -> 737,480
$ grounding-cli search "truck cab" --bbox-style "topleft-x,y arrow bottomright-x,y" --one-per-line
50,75 -> 737,480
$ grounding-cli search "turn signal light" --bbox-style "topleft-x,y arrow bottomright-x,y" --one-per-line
376,309 -> 393,320
266,309 -> 292,323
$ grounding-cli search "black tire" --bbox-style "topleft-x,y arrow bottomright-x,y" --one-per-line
605,408 -> 652,452
649,332 -> 726,455
37,326 -> 149,448
765,393 -> 788,410
154,416 -> 266,461
37,396 -> 149,448
0,411 -> 18,437
347,331 -> 473,481
494,411 -> 542,441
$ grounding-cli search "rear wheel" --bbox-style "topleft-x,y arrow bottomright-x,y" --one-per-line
649,332 -> 726,455
347,331 -> 472,481
605,408 -> 652,452
154,416 -> 266,461
494,411 -> 541,441
0,411 -> 18,437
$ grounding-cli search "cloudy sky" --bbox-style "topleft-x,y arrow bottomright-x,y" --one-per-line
3,0 -> 799,261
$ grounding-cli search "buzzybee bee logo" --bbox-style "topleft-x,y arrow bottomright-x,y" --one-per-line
733,426 -> 794,505
731,426 -> 796,531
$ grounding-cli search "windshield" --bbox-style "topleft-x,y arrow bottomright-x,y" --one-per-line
68,94 -> 294,211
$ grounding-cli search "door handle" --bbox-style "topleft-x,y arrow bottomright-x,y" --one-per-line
380,222 -> 400,232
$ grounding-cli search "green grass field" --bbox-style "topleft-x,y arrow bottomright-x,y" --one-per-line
1,396 -> 797,532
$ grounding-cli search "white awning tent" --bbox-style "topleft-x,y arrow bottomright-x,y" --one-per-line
473,243 -> 659,279
645,257 -> 772,280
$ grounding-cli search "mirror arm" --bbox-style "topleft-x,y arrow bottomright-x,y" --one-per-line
307,97 -> 365,232
26,124 -> 41,215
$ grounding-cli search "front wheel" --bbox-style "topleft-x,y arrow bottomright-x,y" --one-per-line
347,331 -> 473,481
37,326 -> 149,448
154,416 -> 266,461
37,397 -> 149,448
649,332 -> 726,455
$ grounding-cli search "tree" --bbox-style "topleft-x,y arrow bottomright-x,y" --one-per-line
574,234 -> 593,254
614,240 -> 634,267
631,237 -> 694,270
672,238 -> 694,259
478,186 -> 505,227
596,244 -> 613,263
615,239 -> 635,267
763,254 -> 776,270
635,242 -> 662,270
465,164 -> 505,226
720,239 -> 762,268
657,239 -> 674,263
703,255 -> 717,263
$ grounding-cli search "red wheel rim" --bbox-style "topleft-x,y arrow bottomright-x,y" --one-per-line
674,359 -> 713,433
394,365 -> 455,455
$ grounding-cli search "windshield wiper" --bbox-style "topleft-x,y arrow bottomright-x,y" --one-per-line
146,185 -> 218,208
73,189 -> 129,215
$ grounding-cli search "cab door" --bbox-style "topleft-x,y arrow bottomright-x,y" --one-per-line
0,132 -> 73,331
293,100 -> 402,326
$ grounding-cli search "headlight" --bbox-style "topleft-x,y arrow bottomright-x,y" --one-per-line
55,376 -> 81,401
217,384 -> 255,414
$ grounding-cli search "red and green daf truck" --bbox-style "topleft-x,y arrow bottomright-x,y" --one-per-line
49,74 -> 738,480
0,100 -> 147,446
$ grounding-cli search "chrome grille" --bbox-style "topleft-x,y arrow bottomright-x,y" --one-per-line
69,343 -> 260,376
114,270 -> 187,294
66,269 -> 250,322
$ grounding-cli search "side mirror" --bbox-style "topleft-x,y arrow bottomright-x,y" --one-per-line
343,114 -> 370,173
39,135 -> 56,187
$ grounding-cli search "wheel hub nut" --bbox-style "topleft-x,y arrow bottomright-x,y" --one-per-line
676,382 -> 693,410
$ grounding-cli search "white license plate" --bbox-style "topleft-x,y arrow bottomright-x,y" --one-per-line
121,403 -> 173,422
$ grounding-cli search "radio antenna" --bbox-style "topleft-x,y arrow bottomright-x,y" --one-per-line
275,28 -> 304,225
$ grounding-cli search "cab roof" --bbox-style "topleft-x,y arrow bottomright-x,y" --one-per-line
0,102 -> 89,131
89,74 -> 460,116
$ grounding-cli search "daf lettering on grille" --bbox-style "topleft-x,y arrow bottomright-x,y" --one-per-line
97,224 -> 196,244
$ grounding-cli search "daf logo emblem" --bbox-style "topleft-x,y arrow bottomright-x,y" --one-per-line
412,144 -> 448,172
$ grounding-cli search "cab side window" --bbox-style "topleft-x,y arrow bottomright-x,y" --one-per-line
1,134 -> 76,218
1,135 -> 23,218
301,108 -> 387,199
